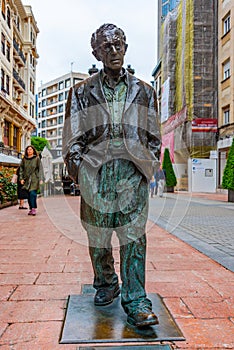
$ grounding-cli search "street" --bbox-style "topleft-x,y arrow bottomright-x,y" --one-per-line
149,192 -> 234,272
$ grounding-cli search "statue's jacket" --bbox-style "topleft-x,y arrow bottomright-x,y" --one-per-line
62,70 -> 161,184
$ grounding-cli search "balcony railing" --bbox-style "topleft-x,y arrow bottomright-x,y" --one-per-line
0,146 -> 22,159
13,69 -> 25,90
13,39 -> 26,64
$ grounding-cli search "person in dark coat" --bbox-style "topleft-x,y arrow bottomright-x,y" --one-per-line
62,23 -> 161,327
19,145 -> 44,216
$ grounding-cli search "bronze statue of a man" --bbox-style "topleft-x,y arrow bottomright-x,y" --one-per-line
62,23 -> 161,327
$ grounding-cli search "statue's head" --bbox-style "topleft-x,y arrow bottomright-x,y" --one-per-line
91,23 -> 128,72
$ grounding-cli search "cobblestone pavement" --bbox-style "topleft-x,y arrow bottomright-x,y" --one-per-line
149,192 -> 234,272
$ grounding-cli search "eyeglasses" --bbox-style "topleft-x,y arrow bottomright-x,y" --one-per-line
100,40 -> 125,53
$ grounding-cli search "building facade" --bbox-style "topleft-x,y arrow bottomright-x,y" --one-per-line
0,0 -> 38,157
161,0 -> 180,20
153,0 -> 218,191
37,72 -> 88,151
217,0 -> 234,186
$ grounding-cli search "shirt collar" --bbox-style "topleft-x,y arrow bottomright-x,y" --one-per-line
101,68 -> 127,88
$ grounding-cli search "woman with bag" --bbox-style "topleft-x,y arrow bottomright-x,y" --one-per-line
19,145 -> 44,216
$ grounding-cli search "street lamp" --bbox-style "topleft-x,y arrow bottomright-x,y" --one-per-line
88,64 -> 99,76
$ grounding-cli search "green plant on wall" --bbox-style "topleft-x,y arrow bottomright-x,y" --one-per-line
222,139 -> 234,191
162,148 -> 177,187
0,166 -> 17,204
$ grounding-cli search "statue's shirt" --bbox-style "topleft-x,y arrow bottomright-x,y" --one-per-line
102,70 -> 127,151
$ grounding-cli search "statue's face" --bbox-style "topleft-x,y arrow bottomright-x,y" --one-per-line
96,28 -> 126,72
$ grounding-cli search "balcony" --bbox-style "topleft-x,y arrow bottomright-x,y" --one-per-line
13,69 -> 25,91
13,39 -> 26,65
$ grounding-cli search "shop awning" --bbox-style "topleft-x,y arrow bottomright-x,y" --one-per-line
0,153 -> 21,166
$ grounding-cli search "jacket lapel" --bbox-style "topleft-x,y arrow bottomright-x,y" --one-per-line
89,73 -> 109,113
124,72 -> 141,112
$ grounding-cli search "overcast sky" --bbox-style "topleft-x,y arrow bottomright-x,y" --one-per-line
22,0 -> 158,87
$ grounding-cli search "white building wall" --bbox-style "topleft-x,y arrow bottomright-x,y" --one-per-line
37,72 -> 88,151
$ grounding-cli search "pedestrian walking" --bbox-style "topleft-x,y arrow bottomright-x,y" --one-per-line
156,165 -> 166,197
19,145 -> 44,216
149,175 -> 156,198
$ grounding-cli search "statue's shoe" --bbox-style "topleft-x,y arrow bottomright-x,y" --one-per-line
94,285 -> 120,306
127,309 -> 159,327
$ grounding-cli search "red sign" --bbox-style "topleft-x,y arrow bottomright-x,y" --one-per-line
192,118 -> 217,132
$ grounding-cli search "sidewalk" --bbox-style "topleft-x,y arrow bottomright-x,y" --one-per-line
172,190 -> 228,202
0,195 -> 233,349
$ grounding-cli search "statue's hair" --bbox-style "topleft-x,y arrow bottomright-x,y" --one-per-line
91,23 -> 126,50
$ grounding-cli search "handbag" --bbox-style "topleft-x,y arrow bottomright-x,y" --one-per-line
11,174 -> 18,184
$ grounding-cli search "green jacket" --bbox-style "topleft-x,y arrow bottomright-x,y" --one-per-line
19,156 -> 44,191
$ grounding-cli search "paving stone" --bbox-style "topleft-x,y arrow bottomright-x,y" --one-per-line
147,281 -> 221,298
163,298 -> 194,319
36,272 -> 82,285
0,321 -> 75,349
182,296 -> 234,318
0,300 -> 65,323
208,282 -> 234,298
10,284 -> 81,301
0,285 -> 16,301
0,262 -> 65,273
146,270 -> 201,283
0,323 -> 8,338
176,318 -> 234,348
0,273 -> 39,285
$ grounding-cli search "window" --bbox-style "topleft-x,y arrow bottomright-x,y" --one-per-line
59,81 -> 64,90
223,107 -> 230,125
30,103 -> 34,117
58,116 -> 63,124
3,120 -> 9,145
223,60 -> 230,80
223,13 -> 230,35
1,0 -> 6,18
1,68 -> 5,91
65,78 -> 70,88
5,75 -> 9,94
42,110 -> 46,117
6,7 -> 10,28
74,78 -> 82,85
65,90 -> 69,99
42,88 -> 46,96
6,42 -> 10,61
42,120 -> 46,128
58,104 -> 63,113
59,93 -> 63,101
30,78 -> 35,94
1,33 -> 5,55
30,30 -> 35,45
42,99 -> 46,107
13,126 -> 17,148
15,15 -> 20,31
